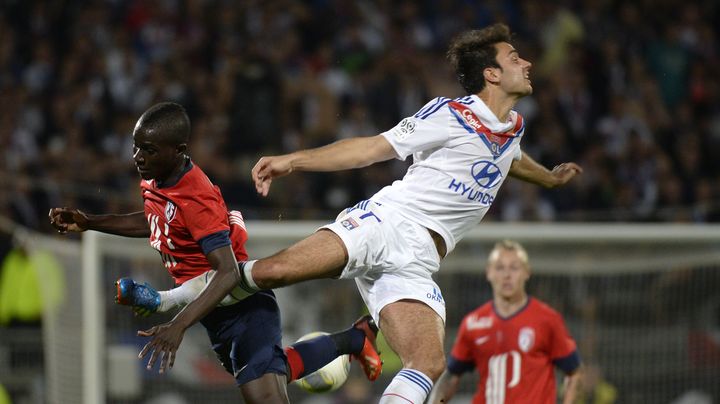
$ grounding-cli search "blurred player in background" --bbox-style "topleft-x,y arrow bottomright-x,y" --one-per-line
139,23 -> 582,404
48,102 -> 380,403
428,240 -> 581,404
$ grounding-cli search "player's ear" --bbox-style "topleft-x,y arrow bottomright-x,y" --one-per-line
483,67 -> 500,85
176,143 -> 188,155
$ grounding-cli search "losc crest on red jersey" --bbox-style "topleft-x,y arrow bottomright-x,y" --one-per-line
518,327 -> 535,352
165,201 -> 177,222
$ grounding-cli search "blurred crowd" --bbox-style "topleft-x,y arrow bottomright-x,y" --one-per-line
2,0 -> 720,232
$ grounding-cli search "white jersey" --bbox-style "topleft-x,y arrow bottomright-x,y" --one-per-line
373,95 -> 525,254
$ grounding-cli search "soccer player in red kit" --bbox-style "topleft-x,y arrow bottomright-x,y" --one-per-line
429,240 -> 581,404
49,102 -> 380,403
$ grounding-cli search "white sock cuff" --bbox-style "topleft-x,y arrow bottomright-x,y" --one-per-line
241,260 -> 259,290
396,368 -> 433,396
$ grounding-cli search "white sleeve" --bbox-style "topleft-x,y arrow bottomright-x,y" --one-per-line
380,98 -> 451,161
513,146 -> 523,161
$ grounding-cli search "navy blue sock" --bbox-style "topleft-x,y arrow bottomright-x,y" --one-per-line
289,335 -> 338,378
330,326 -> 366,355
289,327 -> 366,378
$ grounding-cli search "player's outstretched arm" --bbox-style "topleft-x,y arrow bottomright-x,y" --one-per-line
427,369 -> 462,403
251,135 -> 397,196
508,152 -> 582,188
138,244 -> 240,373
49,208 -> 149,237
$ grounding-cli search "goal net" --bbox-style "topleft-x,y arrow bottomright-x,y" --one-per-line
33,222 -> 720,403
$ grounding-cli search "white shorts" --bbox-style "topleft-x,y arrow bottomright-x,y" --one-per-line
320,200 -> 445,323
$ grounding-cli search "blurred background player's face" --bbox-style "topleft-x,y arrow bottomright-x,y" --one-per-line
494,42 -> 533,97
486,248 -> 530,301
132,128 -> 181,182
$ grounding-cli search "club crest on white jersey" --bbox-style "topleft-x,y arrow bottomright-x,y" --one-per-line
341,217 -> 359,231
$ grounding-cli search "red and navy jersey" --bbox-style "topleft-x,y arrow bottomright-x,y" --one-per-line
450,297 -> 578,404
140,162 -> 248,284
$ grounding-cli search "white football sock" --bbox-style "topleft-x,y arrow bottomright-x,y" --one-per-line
156,272 -> 208,312
156,269 -> 254,312
379,368 -> 433,404
240,260 -> 259,290
157,287 -> 196,312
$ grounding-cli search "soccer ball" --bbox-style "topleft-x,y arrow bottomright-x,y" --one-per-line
293,332 -> 351,393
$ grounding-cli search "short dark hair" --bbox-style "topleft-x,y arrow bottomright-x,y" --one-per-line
136,102 -> 190,145
447,23 -> 513,94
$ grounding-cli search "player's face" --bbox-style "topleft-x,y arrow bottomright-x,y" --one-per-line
132,129 -> 181,181
486,248 -> 530,301
494,42 -> 533,97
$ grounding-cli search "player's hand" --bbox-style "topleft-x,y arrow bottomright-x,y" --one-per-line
138,321 -> 186,374
550,162 -> 583,187
251,155 -> 295,196
48,208 -> 90,233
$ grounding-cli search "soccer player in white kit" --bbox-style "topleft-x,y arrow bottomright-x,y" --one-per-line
139,23 -> 582,404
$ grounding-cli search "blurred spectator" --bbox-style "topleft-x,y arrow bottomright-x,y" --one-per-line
0,383 -> 9,404
669,390 -> 713,404
575,363 -> 618,404
0,247 -> 42,326
0,0 -> 719,227
501,182 -> 557,222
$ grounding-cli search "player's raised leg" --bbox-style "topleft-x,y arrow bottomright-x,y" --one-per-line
240,229 -> 348,290
116,270 -> 255,315
119,230 -> 348,315
378,300 -> 446,404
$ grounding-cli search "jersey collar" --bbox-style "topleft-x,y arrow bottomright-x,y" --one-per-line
492,296 -> 532,321
157,157 -> 194,189
469,95 -> 515,133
